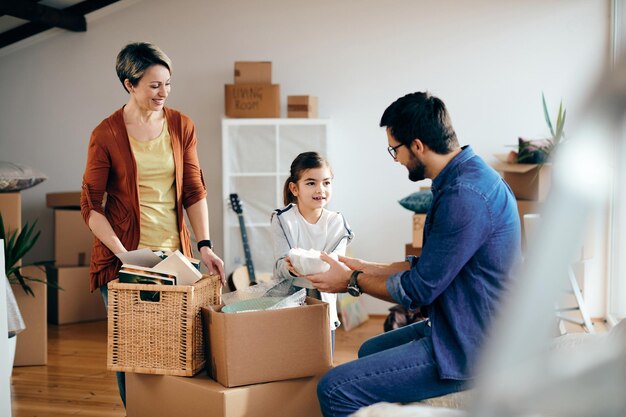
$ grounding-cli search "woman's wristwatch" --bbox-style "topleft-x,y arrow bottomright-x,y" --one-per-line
197,239 -> 213,251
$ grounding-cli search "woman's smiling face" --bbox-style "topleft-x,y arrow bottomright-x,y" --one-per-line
126,64 -> 171,112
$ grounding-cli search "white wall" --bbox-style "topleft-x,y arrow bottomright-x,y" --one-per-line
0,0 -> 609,314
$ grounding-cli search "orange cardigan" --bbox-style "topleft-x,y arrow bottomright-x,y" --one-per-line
80,107 -> 207,291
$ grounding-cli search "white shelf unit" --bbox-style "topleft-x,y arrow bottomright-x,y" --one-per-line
222,118 -> 330,276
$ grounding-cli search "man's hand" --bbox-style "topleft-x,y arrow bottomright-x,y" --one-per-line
305,252 -> 352,293
200,247 -> 226,285
338,255 -> 368,273
339,255 -> 402,276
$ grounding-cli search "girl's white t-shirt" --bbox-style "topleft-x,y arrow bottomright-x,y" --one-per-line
271,204 -> 354,330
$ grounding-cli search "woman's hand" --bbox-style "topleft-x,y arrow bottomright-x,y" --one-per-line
199,247 -> 225,285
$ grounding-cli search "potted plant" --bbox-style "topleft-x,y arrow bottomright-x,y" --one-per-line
509,93 -> 567,164
0,213 -> 44,296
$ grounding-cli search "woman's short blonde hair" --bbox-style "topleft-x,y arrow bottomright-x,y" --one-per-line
115,42 -> 172,93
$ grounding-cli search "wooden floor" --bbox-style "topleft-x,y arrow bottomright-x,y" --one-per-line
10,316 -> 386,417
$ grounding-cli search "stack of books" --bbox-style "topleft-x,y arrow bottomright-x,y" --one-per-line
117,249 -> 203,286
118,265 -> 177,286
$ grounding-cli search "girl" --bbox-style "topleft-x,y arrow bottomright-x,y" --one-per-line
271,152 -> 354,350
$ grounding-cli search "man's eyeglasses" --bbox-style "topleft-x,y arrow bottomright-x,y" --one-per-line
387,143 -> 404,159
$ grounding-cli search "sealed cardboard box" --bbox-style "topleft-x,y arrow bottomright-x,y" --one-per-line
127,372 -> 322,417
288,95 -> 319,118
54,209 -> 93,266
13,266 -> 47,366
492,154 -> 552,201
46,266 -> 107,325
46,191 -> 81,208
0,192 -> 21,234
234,61 -> 272,84
412,214 -> 426,248
203,297 -> 332,387
224,84 -> 280,118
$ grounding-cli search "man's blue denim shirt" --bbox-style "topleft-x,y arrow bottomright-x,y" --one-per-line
387,145 -> 521,380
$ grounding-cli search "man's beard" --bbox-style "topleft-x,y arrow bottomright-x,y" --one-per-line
407,152 -> 426,182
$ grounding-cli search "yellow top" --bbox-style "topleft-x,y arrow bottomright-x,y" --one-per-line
129,120 -> 181,252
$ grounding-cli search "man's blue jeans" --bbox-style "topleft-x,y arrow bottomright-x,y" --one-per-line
317,320 -> 466,417
99,284 -> 126,408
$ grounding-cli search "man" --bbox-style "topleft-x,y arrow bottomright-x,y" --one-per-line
306,92 -> 521,417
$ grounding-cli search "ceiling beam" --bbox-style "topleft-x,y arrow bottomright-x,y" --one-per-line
0,0 -> 42,18
0,0 -> 87,32
0,0 -> 120,49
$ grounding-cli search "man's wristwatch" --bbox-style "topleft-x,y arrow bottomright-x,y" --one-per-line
197,239 -> 213,251
347,270 -> 364,297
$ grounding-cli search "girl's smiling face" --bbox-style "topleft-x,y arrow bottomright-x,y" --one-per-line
289,166 -> 333,211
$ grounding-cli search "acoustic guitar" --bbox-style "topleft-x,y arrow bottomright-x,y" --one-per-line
227,193 -> 272,290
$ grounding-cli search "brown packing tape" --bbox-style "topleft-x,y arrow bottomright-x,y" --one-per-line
288,104 -> 310,112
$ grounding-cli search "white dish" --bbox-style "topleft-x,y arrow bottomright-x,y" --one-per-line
288,248 -> 338,276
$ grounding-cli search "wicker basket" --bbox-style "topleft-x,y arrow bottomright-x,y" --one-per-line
107,275 -> 221,376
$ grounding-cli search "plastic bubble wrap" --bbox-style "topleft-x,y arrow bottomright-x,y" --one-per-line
221,279 -> 306,313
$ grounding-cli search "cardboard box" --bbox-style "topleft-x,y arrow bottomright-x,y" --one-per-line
0,192 -> 21,235
287,95 -> 319,118
412,214 -> 426,248
405,243 -> 422,258
127,372 -> 322,417
224,84 -> 280,118
203,297 -> 332,387
492,154 -> 552,201
46,191 -> 81,208
13,266 -> 47,366
234,61 -> 272,84
54,209 -> 93,266
46,266 -> 107,325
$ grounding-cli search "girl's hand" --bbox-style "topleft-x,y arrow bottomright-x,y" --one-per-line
200,247 -> 226,285
285,257 -> 300,277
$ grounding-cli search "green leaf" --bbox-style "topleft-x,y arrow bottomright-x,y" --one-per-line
542,92 -> 555,138
12,269 -> 34,297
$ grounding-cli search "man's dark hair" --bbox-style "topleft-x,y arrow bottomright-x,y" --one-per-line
380,92 -> 459,154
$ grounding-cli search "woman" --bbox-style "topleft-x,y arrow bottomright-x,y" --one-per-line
80,42 -> 224,407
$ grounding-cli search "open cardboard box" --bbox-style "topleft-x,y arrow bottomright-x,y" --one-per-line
202,297 -> 332,387
127,372 -> 322,417
492,154 -> 552,201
